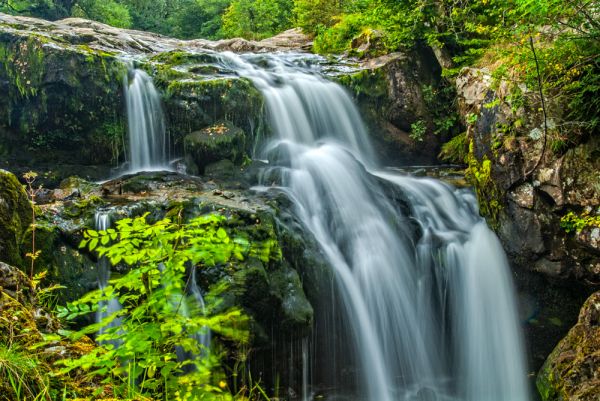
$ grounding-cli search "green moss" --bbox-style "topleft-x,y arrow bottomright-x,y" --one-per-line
62,196 -> 105,219
0,170 -> 32,267
0,36 -> 45,99
465,141 -> 502,227
439,132 -> 469,163
150,50 -> 219,67
337,68 -> 388,99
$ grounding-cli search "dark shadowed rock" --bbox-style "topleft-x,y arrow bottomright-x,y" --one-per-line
0,169 -> 31,267
537,291 -> 600,401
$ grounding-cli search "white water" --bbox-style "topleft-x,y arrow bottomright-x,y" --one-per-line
219,53 -> 530,401
124,68 -> 169,172
94,211 -> 123,344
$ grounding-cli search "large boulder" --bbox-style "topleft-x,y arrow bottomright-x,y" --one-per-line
338,46 -> 460,165
0,169 -> 31,267
184,122 -> 247,175
537,291 -> 600,400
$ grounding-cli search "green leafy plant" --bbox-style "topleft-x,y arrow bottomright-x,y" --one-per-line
409,120 -> 427,142
57,212 -> 269,400
560,211 -> 600,234
23,171 -> 42,279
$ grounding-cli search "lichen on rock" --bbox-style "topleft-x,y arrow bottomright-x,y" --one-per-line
537,291 -> 600,401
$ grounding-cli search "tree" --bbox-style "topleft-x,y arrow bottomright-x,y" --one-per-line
222,0 -> 293,39
71,0 -> 132,27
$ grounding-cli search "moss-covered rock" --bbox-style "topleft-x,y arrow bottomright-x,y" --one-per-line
0,31 -> 127,175
455,66 -> 600,375
184,122 -> 247,175
337,47 -> 459,165
0,169 -> 31,267
537,291 -> 600,401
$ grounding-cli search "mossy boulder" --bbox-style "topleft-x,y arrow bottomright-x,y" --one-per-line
337,46 -> 458,165
0,169 -> 31,267
184,122 -> 247,175
0,31 -> 127,176
537,291 -> 600,400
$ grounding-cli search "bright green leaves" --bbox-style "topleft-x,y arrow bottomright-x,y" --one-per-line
58,212 -> 265,399
560,211 -> 600,234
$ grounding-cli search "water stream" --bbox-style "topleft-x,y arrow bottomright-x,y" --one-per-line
124,68 -> 169,172
217,53 -> 530,401
94,211 -> 123,345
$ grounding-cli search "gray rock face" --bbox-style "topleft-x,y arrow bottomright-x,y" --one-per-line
184,123 -> 247,175
1,14 -> 312,55
456,67 -> 600,286
338,47 -> 457,165
456,67 -> 600,379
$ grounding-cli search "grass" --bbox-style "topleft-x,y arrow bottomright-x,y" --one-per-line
0,343 -> 50,400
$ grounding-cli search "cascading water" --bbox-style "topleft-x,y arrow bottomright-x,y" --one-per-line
124,68 -> 169,172
218,52 -> 531,401
94,211 -> 122,343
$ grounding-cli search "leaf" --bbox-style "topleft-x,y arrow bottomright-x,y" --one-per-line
216,227 -> 228,239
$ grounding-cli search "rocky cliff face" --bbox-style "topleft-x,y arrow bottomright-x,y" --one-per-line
456,67 -> 600,377
457,68 -> 599,285
0,13 -> 310,182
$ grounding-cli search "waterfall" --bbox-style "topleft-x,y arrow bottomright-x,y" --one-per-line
94,211 -> 122,345
220,53 -> 530,401
124,68 -> 169,172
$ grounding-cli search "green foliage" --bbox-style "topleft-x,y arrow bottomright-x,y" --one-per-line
409,120 -> 426,142
439,132 -> 468,164
466,142 -> 502,226
0,0 -> 69,19
560,211 -> 600,234
57,212 -> 273,400
222,0 -> 293,40
312,13 -> 368,54
0,343 -> 50,400
293,0 -> 341,32
72,0 -> 132,28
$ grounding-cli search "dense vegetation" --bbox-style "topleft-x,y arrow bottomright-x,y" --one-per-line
3,0 -> 598,142
1,1 -> 598,400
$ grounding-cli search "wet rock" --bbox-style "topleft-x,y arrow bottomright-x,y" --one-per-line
0,169 -> 32,267
338,46 -> 455,165
537,291 -> 600,401
184,122 -> 247,175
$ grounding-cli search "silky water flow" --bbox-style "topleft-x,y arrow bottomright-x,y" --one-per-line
124,68 -> 169,172
217,52 -> 531,401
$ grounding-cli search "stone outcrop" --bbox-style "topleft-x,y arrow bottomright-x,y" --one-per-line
30,168 -> 316,392
455,67 -> 600,373
1,12 -> 449,182
0,169 -> 32,267
339,47 -> 459,165
537,291 -> 600,400
456,67 -> 600,285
